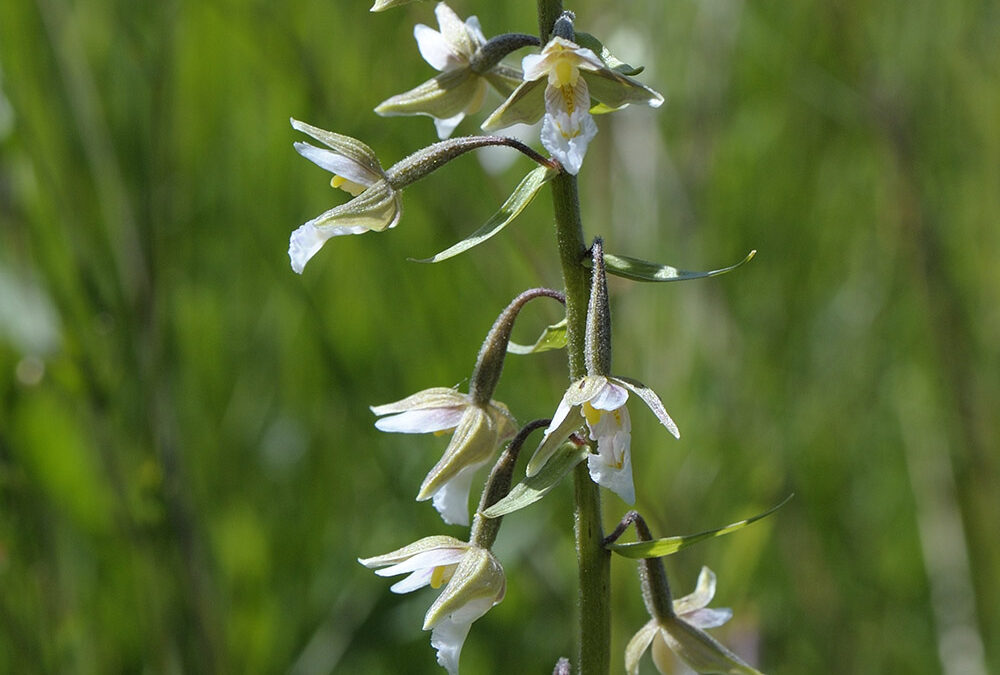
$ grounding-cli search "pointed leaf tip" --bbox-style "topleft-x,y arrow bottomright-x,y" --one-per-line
411,166 -> 556,263
595,250 -> 756,283
609,494 -> 793,559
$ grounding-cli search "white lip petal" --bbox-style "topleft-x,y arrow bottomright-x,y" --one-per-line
430,463 -> 483,526
429,595 -> 495,675
587,431 -> 635,504
540,108 -> 598,176
374,406 -> 467,434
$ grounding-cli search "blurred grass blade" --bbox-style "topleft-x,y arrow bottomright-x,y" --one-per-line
508,318 -> 567,354
594,250 -> 756,283
482,443 -> 589,518
609,494 -> 793,559
413,166 -> 556,263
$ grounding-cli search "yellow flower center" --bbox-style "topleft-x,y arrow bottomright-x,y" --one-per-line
430,564 -> 456,589
331,175 -> 367,197
582,401 -> 602,427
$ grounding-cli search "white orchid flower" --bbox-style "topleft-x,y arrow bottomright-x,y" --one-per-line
526,375 -> 678,504
372,387 -> 517,525
375,3 -> 522,139
626,567 -> 763,675
359,536 -> 506,675
288,118 -> 401,273
483,36 -> 663,174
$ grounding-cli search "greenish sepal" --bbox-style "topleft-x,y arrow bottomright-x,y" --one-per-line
291,118 -> 384,178
481,78 -> 547,130
583,68 -> 664,110
574,31 -> 646,76
483,64 -> 526,97
412,165 -> 556,263
370,0 -> 424,11
481,443 -> 589,518
508,317 -> 567,354
375,69 -> 485,120
594,250 -> 756,283
423,547 -> 505,629
609,495 -> 793,559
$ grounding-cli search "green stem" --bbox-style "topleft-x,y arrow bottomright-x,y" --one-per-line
551,172 -> 611,674
536,1 -> 609,668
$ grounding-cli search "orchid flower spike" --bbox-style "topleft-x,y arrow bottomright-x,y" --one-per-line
626,567 -> 764,675
482,36 -> 663,174
288,118 -> 401,273
371,388 -> 517,526
375,3 -> 525,139
359,536 -> 506,675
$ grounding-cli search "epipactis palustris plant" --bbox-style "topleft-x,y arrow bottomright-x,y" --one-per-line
287,2 -> 776,673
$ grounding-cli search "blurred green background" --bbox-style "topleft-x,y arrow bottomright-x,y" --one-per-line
1,0 -> 998,673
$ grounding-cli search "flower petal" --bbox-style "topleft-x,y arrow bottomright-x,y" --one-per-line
658,615 -> 763,675
424,547 -> 505,629
418,406 -> 502,502
429,595 -> 496,675
375,407 -> 467,434
625,620 -> 660,675
615,376 -> 680,439
682,607 -> 734,630
481,78 -> 547,130
526,397 -> 582,477
371,388 -> 469,416
673,566 -> 718,615
288,221 -> 366,274
358,535 -> 467,568
430,461 -> 484,526
415,23 -> 462,71
589,379 -> 629,411
292,141 -> 379,188
586,407 -> 635,504
290,118 -> 384,178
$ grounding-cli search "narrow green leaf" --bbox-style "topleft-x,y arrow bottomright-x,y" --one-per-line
594,250 -> 756,283
481,443 -> 589,518
508,318 -> 567,354
574,31 -> 645,76
412,166 -> 556,263
609,494 -> 793,559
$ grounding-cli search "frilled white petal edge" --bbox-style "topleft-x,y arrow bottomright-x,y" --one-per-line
540,106 -> 598,175
292,141 -> 380,187
289,221 -> 368,274
430,461 -> 484,527
430,594 -> 496,675
374,406 -> 467,434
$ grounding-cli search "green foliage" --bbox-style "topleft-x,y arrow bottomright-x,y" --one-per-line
1,0 -> 998,673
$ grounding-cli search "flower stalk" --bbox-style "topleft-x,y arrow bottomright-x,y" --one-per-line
537,6 -> 611,671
